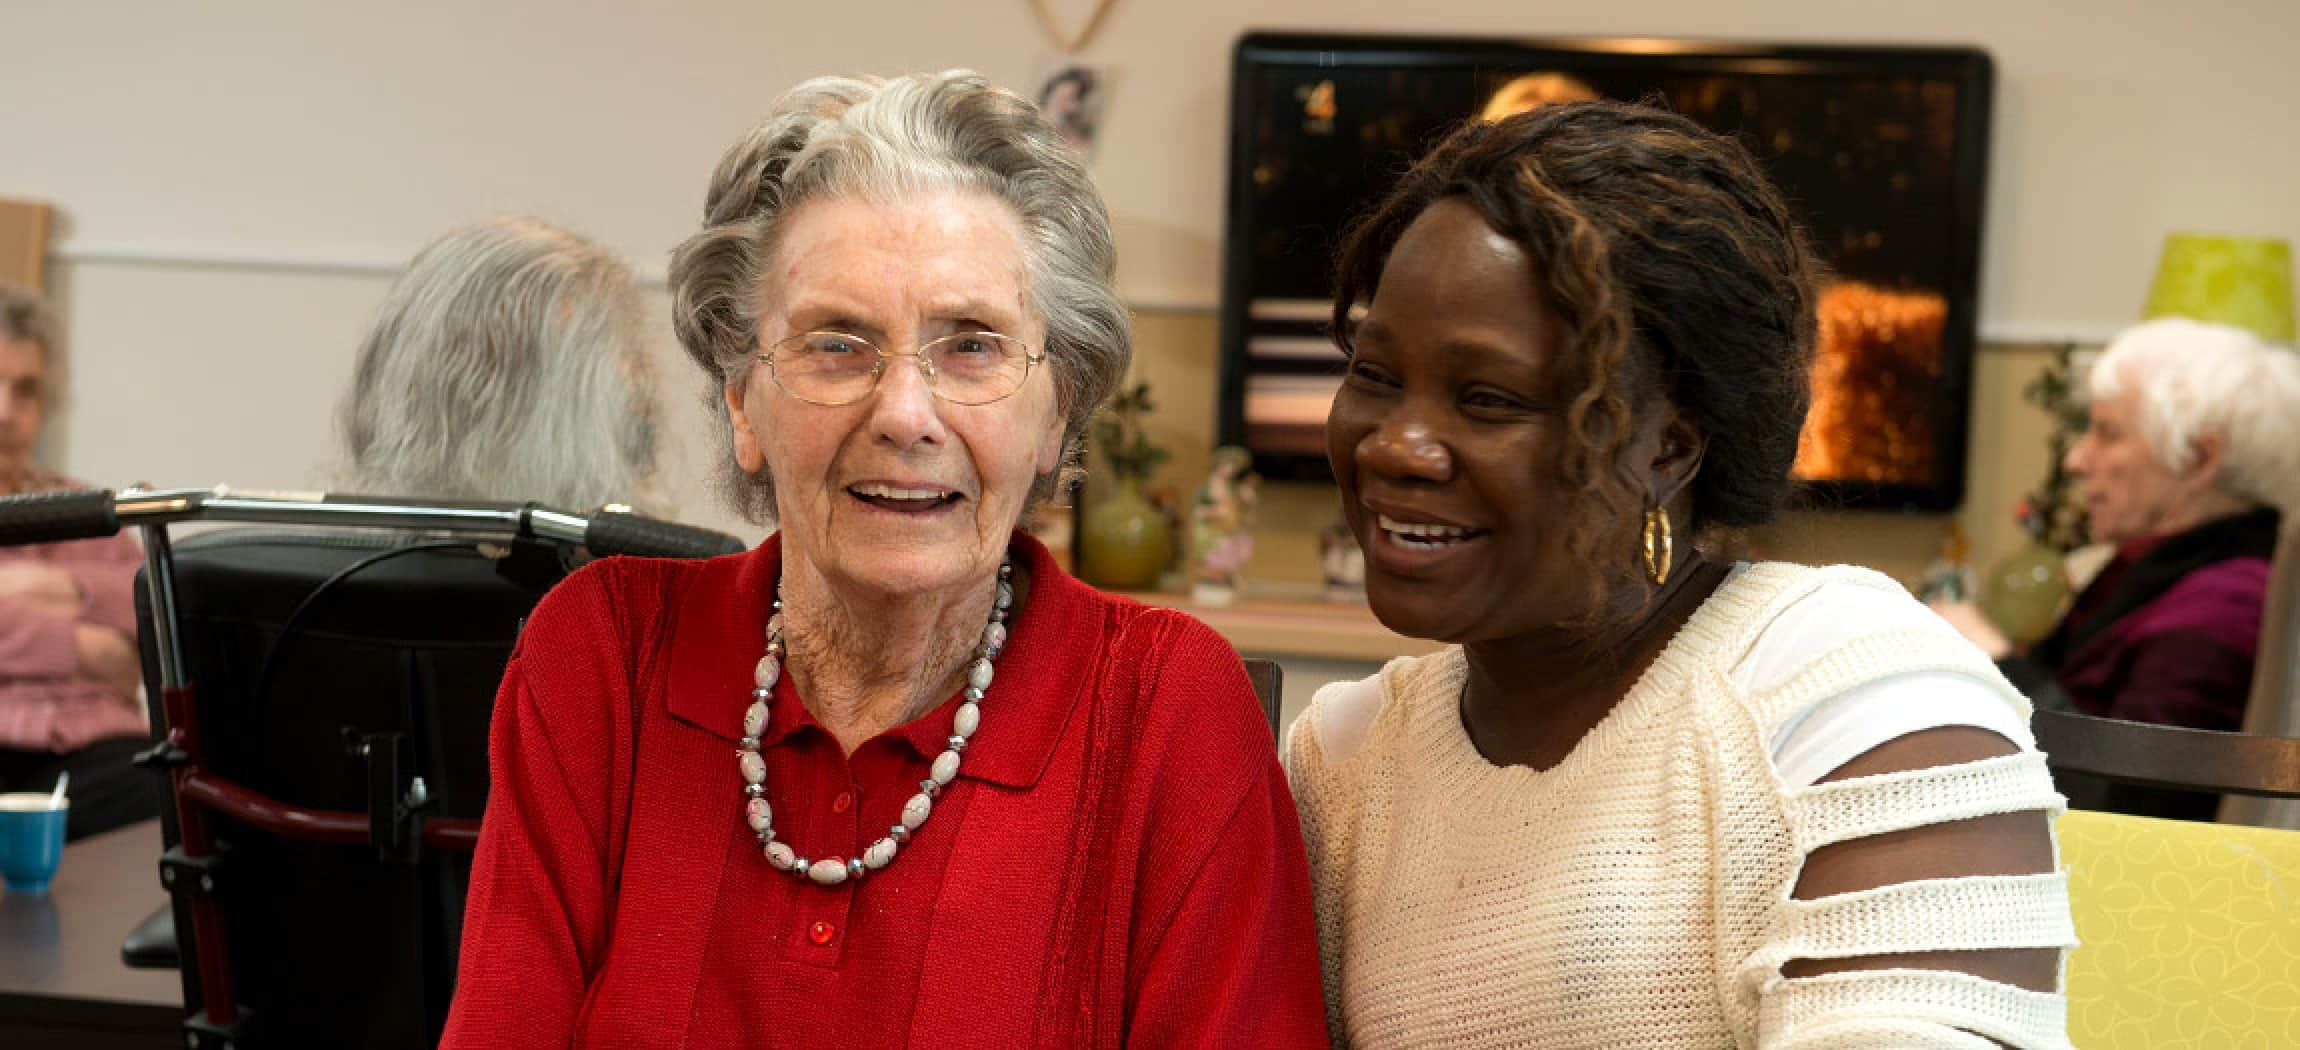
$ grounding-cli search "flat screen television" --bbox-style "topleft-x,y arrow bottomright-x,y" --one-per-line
1217,32 -> 1994,511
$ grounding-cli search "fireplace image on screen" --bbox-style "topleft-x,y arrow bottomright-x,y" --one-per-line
1217,33 -> 1993,511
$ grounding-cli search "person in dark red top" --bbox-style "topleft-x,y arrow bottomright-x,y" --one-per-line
1940,317 -> 2300,820
441,70 -> 1329,1047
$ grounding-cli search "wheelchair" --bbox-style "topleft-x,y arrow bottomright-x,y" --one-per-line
0,487 -> 743,1049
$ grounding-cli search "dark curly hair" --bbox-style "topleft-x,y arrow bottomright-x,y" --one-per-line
1332,100 -> 1819,594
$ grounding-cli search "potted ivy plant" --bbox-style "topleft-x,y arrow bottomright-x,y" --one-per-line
1078,381 -> 1173,590
1980,342 -> 2088,645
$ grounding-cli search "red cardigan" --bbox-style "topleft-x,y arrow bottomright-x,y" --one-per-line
442,534 -> 1329,1048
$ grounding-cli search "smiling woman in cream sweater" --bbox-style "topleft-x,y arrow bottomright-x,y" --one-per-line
1290,101 -> 2073,1049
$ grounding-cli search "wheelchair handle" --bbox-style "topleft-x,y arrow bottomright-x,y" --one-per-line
0,486 -> 747,559
0,487 -> 121,546
564,504 -> 748,559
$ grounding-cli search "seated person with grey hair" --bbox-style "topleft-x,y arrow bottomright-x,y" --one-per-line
1939,316 -> 2300,820
118,218 -> 672,1032
339,216 -> 658,510
444,71 -> 1328,1047
0,284 -> 154,840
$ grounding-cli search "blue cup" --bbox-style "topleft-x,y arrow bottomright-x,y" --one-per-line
0,792 -> 69,895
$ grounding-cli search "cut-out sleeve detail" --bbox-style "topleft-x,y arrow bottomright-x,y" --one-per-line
1768,1017 -> 2009,1049
1768,671 -> 2036,788
1759,969 -> 2073,1049
1780,873 -> 2078,962
1742,627 -> 2028,748
1786,752 -> 2067,853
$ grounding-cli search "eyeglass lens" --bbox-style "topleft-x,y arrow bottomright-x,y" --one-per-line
771,331 -> 1032,405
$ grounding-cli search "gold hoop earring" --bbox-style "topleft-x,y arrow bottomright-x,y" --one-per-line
1642,508 -> 1673,585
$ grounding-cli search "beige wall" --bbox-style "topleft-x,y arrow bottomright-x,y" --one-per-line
7,1 -> 2289,567
15,1 -> 2300,318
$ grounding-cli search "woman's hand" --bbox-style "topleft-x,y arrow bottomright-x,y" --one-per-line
74,623 -> 141,700
1928,599 -> 2013,661
0,561 -> 82,618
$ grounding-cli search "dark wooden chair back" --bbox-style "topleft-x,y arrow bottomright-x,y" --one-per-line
2032,707 -> 2300,801
2246,521 -> 2300,736
1244,657 -> 1283,741
2226,521 -> 2300,825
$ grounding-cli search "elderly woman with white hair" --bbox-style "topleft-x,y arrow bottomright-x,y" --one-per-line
1943,317 -> 2300,818
442,71 -> 1328,1047
340,216 -> 658,510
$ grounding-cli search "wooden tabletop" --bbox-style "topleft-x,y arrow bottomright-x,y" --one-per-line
0,819 -> 182,1045
1119,589 -> 1445,662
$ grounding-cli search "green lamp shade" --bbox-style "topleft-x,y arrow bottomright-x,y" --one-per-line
2141,233 -> 2296,342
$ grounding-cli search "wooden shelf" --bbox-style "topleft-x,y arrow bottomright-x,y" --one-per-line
1118,589 -> 1445,662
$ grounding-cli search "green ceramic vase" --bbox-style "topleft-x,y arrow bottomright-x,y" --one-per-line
1079,478 -> 1172,591
1980,541 -> 2070,648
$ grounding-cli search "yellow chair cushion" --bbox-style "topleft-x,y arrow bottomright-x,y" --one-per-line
2059,809 -> 2300,1048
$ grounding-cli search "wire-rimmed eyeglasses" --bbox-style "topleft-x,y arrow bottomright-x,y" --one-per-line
756,330 -> 1046,407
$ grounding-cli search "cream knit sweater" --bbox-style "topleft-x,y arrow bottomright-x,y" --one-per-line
1286,563 -> 2076,1049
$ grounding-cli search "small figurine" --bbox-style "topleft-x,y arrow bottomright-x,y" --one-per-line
1915,521 -> 1977,604
1189,446 -> 1260,606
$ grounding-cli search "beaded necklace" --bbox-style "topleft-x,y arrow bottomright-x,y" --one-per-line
736,557 -> 1012,886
